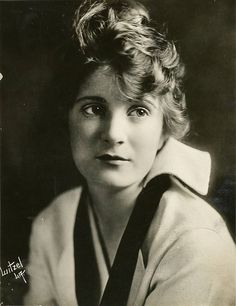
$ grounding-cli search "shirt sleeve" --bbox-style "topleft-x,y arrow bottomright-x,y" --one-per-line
24,217 -> 56,306
144,228 -> 235,306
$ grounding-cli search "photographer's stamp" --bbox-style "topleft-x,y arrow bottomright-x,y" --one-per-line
0,257 -> 27,283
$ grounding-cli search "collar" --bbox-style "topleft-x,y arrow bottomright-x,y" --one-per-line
143,137 -> 211,196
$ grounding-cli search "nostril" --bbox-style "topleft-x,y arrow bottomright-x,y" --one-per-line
103,138 -> 124,145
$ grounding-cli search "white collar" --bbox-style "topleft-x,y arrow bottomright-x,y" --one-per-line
143,137 -> 211,196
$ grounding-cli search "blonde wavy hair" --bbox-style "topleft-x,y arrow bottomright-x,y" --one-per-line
72,0 -> 190,139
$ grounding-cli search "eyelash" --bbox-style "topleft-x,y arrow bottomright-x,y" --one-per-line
80,104 -> 150,118
128,107 -> 149,117
81,104 -> 105,117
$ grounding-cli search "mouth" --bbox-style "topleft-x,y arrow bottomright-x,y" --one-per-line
96,154 -> 130,165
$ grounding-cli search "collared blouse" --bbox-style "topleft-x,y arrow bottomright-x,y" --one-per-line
24,138 -> 235,306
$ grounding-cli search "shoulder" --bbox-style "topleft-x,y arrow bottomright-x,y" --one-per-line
30,187 -> 83,248
143,176 -> 235,265
38,186 -> 82,217
145,225 -> 235,306
142,179 -> 235,304
159,176 -> 229,235
34,186 -> 82,226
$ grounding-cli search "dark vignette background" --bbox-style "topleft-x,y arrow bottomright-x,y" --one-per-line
1,0 -> 235,304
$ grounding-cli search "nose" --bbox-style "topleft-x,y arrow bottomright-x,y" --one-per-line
101,112 -> 126,145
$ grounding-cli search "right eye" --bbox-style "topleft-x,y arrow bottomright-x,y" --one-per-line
81,104 -> 105,117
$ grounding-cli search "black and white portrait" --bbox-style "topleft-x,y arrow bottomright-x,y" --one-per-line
1,0 -> 235,305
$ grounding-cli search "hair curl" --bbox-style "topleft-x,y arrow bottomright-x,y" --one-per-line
72,0 -> 190,139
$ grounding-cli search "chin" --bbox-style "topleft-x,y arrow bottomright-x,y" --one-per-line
87,172 -> 138,189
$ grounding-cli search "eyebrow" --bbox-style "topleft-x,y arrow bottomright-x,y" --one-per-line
75,96 -> 106,104
75,95 -> 159,109
142,98 -> 160,108
132,97 -> 160,109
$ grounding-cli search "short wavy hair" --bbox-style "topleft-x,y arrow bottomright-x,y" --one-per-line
71,0 -> 190,139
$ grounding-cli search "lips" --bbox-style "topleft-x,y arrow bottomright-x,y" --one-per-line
95,154 -> 130,166
96,154 -> 130,161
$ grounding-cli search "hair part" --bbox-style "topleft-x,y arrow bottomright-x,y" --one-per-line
72,0 -> 190,139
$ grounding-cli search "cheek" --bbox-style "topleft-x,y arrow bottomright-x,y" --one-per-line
69,118 -> 87,157
69,115 -> 94,146
69,123 -> 91,175
69,118 -> 101,172
134,135 -> 161,160
132,118 -> 164,154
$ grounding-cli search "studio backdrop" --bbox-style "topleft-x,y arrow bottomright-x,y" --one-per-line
1,0 -> 235,304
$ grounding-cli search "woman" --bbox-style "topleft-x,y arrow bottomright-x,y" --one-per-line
24,0 -> 235,305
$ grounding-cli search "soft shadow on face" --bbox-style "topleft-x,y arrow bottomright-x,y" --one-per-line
69,66 -> 164,189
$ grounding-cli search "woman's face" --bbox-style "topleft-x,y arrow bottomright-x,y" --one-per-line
69,67 -> 164,189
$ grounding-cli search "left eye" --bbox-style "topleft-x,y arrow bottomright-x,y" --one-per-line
128,107 -> 149,117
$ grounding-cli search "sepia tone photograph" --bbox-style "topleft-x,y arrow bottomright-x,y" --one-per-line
1,0 -> 235,305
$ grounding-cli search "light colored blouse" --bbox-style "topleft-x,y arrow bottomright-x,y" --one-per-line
24,138 -> 236,306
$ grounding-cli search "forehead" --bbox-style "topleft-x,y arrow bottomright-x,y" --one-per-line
77,66 -> 122,99
76,65 -> 161,109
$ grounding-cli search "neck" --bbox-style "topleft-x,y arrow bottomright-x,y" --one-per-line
86,181 -> 143,264
87,181 -> 142,224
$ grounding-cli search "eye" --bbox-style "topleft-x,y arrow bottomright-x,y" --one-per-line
81,104 -> 105,117
128,107 -> 149,117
